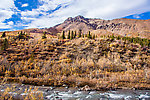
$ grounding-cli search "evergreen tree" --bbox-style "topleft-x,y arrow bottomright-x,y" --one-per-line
116,36 -> 121,40
67,30 -> 70,39
62,31 -> 66,39
42,32 -> 47,39
96,35 -> 98,38
110,34 -> 115,41
87,31 -> 92,39
85,34 -> 87,37
70,31 -> 74,40
23,31 -> 26,35
74,31 -> 77,38
148,40 -> 150,47
20,31 -> 23,35
18,31 -> 26,40
1,32 -> 6,38
92,34 -> 95,39
1,38 -> 8,51
82,34 -> 84,38
18,32 -> 23,40
78,29 -> 82,38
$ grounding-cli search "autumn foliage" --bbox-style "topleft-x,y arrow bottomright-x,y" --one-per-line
0,31 -> 150,90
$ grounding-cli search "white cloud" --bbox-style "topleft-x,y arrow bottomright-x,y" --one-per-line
38,0 -> 73,11
0,0 -> 15,29
7,21 -> 14,26
21,0 -> 74,28
0,10 -> 14,21
1,0 -> 149,30
50,0 -> 149,19
22,3 -> 29,7
0,0 -> 14,9
21,9 -> 40,17
23,0 -> 150,29
0,23 -> 11,29
133,15 -> 140,19
21,0 -> 73,18
26,16 -> 66,29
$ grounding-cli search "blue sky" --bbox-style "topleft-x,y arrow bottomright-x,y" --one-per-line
0,0 -> 150,32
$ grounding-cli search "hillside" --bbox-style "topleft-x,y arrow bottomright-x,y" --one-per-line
0,31 -> 150,90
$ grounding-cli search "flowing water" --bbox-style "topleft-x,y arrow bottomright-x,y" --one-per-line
0,83 -> 150,100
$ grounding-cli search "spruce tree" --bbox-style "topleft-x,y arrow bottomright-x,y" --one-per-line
88,31 -> 92,39
78,29 -> 82,38
18,32 -> 22,40
23,31 -> 26,35
1,38 -> 8,51
85,34 -> 87,37
62,31 -> 66,39
18,31 -> 26,40
67,30 -> 70,39
20,31 -> 23,35
110,34 -> 115,41
92,34 -> 95,39
70,31 -> 74,40
42,32 -> 47,39
117,36 -> 121,40
1,32 -> 6,38
74,31 -> 77,38
82,34 -> 84,38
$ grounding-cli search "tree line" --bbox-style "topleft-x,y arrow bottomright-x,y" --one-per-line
61,30 -> 96,39
107,34 -> 150,47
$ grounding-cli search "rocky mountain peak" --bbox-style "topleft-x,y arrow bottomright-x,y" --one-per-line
74,15 -> 86,20
65,15 -> 88,23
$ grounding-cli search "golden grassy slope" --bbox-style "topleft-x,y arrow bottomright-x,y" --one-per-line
0,32 -> 150,90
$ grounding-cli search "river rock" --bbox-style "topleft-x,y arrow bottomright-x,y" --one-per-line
80,85 -> 91,91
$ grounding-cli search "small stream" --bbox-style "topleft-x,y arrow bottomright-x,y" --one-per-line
0,83 -> 150,100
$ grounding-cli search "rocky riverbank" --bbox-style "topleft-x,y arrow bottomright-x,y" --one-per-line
0,83 -> 150,100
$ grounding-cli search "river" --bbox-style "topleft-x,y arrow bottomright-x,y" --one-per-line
0,83 -> 150,100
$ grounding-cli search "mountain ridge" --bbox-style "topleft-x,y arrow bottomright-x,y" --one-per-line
2,15 -> 150,39
50,15 -> 150,38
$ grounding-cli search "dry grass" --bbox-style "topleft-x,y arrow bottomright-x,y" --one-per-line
0,32 -> 150,90
0,83 -> 43,100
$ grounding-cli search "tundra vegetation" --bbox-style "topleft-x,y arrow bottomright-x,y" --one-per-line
0,30 -> 150,95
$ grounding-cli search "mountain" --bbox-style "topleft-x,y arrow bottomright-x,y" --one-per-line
48,15 -> 150,38
3,15 -> 150,39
